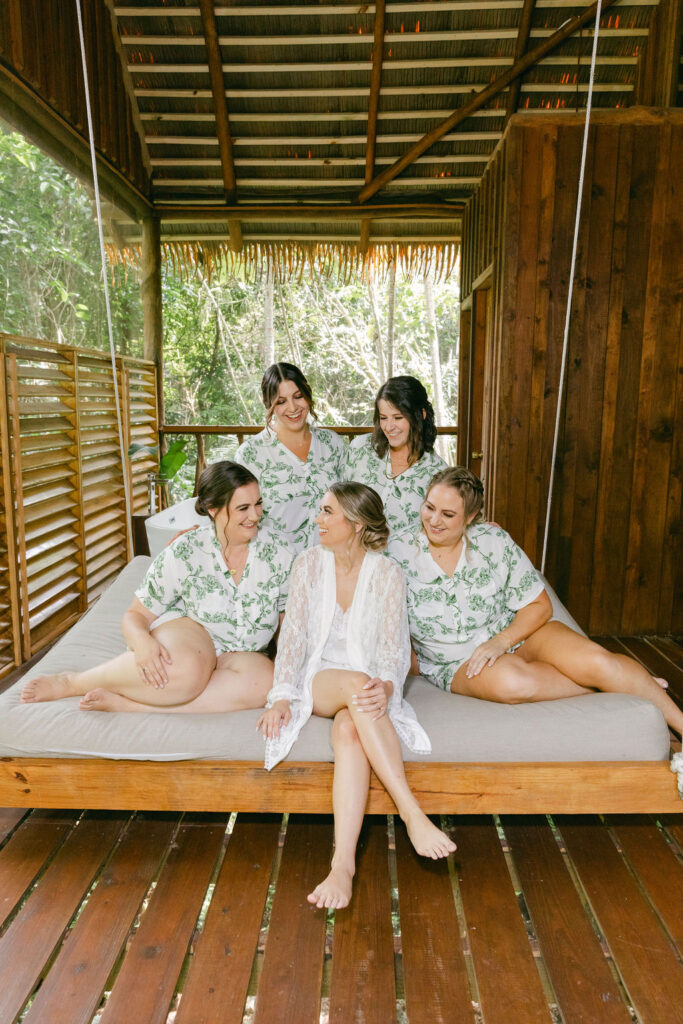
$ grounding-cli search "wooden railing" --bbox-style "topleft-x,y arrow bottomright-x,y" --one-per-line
160,424 -> 459,490
0,335 -> 158,678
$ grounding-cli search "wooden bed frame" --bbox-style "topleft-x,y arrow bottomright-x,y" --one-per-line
1,757 -> 680,813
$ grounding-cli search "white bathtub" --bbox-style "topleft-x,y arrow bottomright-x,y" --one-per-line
145,497 -> 206,558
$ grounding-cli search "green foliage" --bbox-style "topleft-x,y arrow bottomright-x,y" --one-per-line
0,120 -> 142,352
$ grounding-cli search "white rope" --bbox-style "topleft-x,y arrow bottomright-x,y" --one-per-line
541,0 -> 603,575
74,0 -> 134,556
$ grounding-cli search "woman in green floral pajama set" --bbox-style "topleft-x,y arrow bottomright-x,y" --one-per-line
345,375 -> 446,537
235,362 -> 347,555
22,462 -> 293,714
388,467 -> 682,736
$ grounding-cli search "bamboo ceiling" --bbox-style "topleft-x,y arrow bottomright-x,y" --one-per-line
0,0 -> 673,276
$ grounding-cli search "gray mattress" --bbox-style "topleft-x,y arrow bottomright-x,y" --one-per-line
0,557 -> 670,763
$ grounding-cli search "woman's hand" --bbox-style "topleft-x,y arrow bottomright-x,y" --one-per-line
257,700 -> 291,740
133,633 -> 172,688
352,677 -> 393,720
465,635 -> 509,678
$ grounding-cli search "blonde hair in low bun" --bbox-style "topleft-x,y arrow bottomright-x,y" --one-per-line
329,481 -> 389,551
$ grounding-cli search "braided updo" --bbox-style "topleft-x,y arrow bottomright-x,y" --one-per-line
329,481 -> 389,551
425,466 -> 485,524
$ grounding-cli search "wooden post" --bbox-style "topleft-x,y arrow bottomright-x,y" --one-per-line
141,214 -> 164,429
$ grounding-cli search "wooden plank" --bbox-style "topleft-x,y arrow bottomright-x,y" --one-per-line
657,637 -> 683,671
616,637 -> 683,708
0,760 -> 679,814
395,818 -> 473,1024
328,817 -> 396,1024
176,813 -> 281,1024
502,815 -> 633,1024
0,807 -> 28,845
254,815 -> 332,1024
621,123 -> 674,633
357,0 -> 619,202
456,816 -> 549,1023
557,816 -> 683,1023
21,813 -> 179,1024
607,815 -> 683,950
102,813 -> 227,1024
0,809 -> 77,929
0,811 -> 129,1024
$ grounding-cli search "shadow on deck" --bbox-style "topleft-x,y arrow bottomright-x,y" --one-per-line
0,636 -> 681,1024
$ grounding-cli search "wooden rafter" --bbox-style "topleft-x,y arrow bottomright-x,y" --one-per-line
361,0 -> 386,255
156,203 -> 464,223
197,0 -> 241,250
505,0 -> 538,122
357,0 -> 619,203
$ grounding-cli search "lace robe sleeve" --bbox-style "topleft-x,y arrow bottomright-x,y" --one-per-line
373,559 -> 411,697
266,552 -> 310,706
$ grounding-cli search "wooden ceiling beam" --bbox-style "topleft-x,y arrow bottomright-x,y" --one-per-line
150,156 -> 491,167
358,0 -> 620,202
197,0 -> 241,249
156,203 -> 464,222
114,1 -> 658,16
122,27 -> 645,46
154,177 -> 480,188
506,0 -> 538,122
361,0 -> 386,255
128,54 -> 637,74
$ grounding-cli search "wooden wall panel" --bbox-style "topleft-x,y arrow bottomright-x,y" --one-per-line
0,336 -> 158,662
461,110 -> 683,635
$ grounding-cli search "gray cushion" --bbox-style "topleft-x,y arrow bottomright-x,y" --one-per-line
0,557 -> 670,762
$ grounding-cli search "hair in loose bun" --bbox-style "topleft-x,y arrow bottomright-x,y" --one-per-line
261,362 -> 317,430
329,480 -> 389,551
426,466 -> 485,524
371,375 -> 437,462
194,461 -> 259,519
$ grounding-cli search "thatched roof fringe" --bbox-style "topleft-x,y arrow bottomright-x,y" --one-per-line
104,239 -> 460,284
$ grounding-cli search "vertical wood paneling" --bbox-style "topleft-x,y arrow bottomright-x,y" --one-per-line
0,336 -> 158,662
461,110 -> 683,634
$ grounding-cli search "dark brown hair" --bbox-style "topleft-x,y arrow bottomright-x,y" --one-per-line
195,461 -> 259,519
371,375 -> 437,462
261,362 -> 317,429
329,481 -> 389,551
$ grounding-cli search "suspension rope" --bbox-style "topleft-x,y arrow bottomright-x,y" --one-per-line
540,0 -> 603,575
74,0 -> 134,556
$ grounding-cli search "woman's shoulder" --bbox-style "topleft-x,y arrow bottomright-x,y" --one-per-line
386,526 -> 422,565
234,428 -> 270,462
419,448 -> 448,471
312,423 -> 346,452
253,532 -> 295,570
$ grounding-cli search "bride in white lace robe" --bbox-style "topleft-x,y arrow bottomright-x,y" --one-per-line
257,482 -> 456,911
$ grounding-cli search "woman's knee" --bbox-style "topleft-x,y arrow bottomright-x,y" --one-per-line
582,645 -> 619,687
332,708 -> 361,749
157,621 -> 216,697
482,662 -> 539,704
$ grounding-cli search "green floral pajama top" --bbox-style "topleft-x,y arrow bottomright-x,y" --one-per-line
345,436 -> 446,535
388,524 -> 546,689
135,526 -> 293,655
235,424 -> 347,554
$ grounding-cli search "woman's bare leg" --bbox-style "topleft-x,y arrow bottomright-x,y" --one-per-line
518,622 -> 683,735
21,619 -> 216,709
80,651 -> 274,714
313,670 -> 456,861
450,651 -> 591,702
308,709 -> 371,910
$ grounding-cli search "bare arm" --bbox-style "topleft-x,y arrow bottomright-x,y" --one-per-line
466,590 -> 552,678
121,597 -> 172,688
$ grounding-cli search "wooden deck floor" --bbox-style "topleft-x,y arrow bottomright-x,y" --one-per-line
0,635 -> 681,1023
0,808 -> 681,1024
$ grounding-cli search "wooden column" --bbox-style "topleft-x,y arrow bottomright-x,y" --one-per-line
141,214 -> 164,425
636,0 -> 683,106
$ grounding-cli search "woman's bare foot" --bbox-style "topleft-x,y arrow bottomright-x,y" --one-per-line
307,864 -> 354,910
21,672 -> 77,703
80,689 -> 131,712
403,810 -> 456,860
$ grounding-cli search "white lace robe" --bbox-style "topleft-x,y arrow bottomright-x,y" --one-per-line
264,545 -> 431,770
